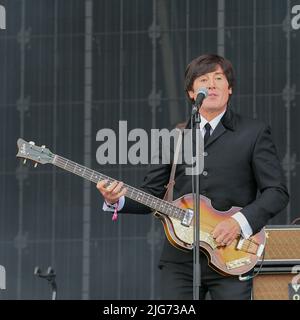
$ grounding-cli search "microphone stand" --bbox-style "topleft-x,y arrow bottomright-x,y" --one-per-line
34,266 -> 57,300
191,103 -> 202,300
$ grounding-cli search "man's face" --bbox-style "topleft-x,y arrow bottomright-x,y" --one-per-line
188,65 -> 232,113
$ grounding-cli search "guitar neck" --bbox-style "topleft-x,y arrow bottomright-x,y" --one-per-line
53,155 -> 185,220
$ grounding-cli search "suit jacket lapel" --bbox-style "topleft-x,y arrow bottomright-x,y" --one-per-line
205,108 -> 236,148
205,122 -> 226,148
186,107 -> 236,148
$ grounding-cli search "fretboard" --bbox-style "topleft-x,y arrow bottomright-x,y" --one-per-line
53,155 -> 186,220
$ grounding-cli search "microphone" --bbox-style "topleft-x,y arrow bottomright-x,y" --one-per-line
192,87 -> 208,115
194,87 -> 208,107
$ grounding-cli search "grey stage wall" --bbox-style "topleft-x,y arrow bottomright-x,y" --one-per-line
0,0 -> 299,299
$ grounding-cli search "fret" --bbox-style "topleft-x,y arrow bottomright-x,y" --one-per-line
170,207 -> 177,219
55,156 -> 67,170
90,171 -> 99,183
67,162 -> 74,171
141,192 -> 146,201
70,163 -> 76,173
127,188 -> 133,198
173,208 -> 181,220
163,203 -> 169,214
53,154 -> 184,222
87,170 -> 95,181
125,187 -> 132,197
145,196 -> 151,206
147,195 -> 154,205
94,172 -> 102,182
176,208 -> 182,218
174,208 -> 180,219
84,169 -> 92,181
145,193 -> 152,206
64,160 -> 71,170
166,205 -> 170,216
179,209 -> 184,219
144,193 -> 151,205
73,163 -> 78,173
66,163 -> 77,173
150,198 -> 158,211
128,189 -> 136,199
77,166 -> 83,175
128,187 -> 164,213
136,192 -> 143,202
171,207 -> 176,218
63,159 -> 69,169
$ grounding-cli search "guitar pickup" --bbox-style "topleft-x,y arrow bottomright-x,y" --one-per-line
181,209 -> 193,227
226,257 -> 251,270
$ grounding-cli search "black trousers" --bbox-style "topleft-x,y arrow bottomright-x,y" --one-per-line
159,253 -> 253,300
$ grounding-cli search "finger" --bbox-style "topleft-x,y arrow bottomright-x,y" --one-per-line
226,239 -> 234,246
105,180 -> 118,192
212,227 -> 223,239
222,235 -> 234,246
109,182 -> 125,197
96,179 -> 108,190
215,235 -> 225,244
213,225 -> 227,239
113,182 -> 124,194
115,187 -> 127,199
224,230 -> 240,243
104,188 -> 127,205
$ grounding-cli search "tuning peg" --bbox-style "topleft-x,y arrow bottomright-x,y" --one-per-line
23,159 -> 27,164
29,141 -> 35,146
34,163 -> 38,168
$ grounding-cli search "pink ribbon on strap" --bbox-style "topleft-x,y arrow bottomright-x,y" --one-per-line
112,200 -> 119,221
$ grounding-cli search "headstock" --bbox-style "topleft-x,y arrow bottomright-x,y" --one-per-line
16,138 -> 54,166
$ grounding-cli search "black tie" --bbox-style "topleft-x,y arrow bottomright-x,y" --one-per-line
204,123 -> 211,145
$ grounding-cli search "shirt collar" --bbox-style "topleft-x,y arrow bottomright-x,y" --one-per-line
200,109 -> 226,131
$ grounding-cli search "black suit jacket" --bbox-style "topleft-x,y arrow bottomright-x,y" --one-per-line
120,109 -> 289,262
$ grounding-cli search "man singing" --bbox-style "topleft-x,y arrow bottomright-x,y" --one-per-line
97,54 -> 289,299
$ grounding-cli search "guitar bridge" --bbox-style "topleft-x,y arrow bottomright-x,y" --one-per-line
181,209 -> 193,227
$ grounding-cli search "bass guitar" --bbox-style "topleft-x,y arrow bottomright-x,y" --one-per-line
16,138 -> 266,276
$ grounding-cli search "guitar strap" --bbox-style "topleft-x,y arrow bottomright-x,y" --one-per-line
163,122 -> 187,202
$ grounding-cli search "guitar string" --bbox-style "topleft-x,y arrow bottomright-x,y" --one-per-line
53,156 -> 187,219
53,155 -> 260,254
53,156 -> 226,221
